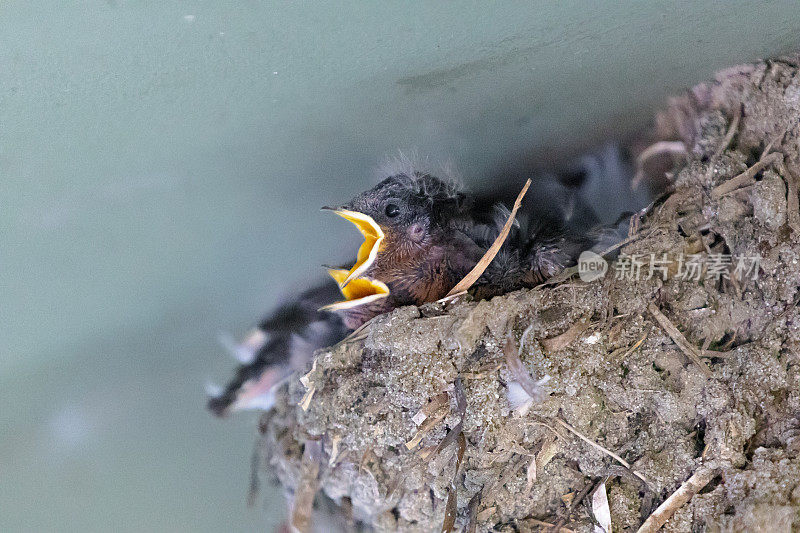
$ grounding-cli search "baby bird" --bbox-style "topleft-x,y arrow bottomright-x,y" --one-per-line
208,157 -> 623,416
207,281 -> 348,417
320,173 -> 482,329
320,169 -> 595,328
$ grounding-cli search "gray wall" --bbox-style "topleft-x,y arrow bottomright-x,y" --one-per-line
3,1 -> 800,531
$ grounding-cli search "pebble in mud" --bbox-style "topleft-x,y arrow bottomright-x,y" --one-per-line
752,170 -> 787,230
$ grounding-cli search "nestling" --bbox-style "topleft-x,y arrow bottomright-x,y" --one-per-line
208,157 -> 617,416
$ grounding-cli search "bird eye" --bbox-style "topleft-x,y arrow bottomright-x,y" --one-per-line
385,203 -> 400,218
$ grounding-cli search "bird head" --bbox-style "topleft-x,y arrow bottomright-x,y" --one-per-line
323,173 -> 467,289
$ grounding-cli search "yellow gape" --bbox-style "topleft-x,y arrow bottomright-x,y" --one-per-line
330,209 -> 385,287
320,269 -> 390,311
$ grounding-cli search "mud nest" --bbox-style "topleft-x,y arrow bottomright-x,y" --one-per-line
254,56 -> 800,532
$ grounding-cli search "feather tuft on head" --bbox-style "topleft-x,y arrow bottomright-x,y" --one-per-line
375,150 -> 463,201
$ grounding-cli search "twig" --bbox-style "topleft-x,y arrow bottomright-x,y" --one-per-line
711,152 -> 783,198
632,141 -> 688,188
622,333 -> 648,359
700,348 -> 735,359
440,432 -> 467,533
553,417 -> 649,486
439,379 -> 468,533
406,407 -> 448,450
777,159 -> 800,233
526,519 -> 574,533
540,315 -> 592,353
551,478 -> 600,532
636,466 -> 717,533
440,486 -> 457,532
762,125 -> 790,155
290,440 -> 323,533
597,225 -> 663,259
465,490 -> 482,533
529,420 -> 565,440
704,107 -> 742,182
412,392 -> 450,426
435,290 -> 468,305
433,379 -> 467,457
647,303 -> 713,378
639,141 -> 689,164
484,454 -> 529,507
714,106 -> 741,159
446,179 -> 531,296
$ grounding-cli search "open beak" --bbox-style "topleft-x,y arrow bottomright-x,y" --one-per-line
320,268 -> 390,311
323,207 -> 385,287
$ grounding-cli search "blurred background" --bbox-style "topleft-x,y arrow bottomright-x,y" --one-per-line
3,1 -> 800,531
